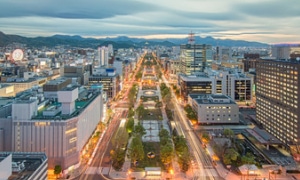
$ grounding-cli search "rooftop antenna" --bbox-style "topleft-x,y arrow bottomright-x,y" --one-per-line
188,31 -> 195,45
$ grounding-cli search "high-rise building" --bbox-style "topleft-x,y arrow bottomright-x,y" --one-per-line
179,44 -> 213,75
216,46 -> 232,61
256,59 -> 300,152
271,44 -> 300,60
108,44 -> 114,56
98,46 -> 109,66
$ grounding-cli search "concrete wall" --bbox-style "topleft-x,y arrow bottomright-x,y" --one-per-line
0,154 -> 12,180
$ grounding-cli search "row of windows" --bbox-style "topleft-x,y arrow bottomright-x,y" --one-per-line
206,106 -> 231,109
205,118 -> 232,121
206,114 -> 236,117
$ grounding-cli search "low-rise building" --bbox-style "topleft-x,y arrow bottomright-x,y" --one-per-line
0,84 -> 15,97
0,152 -> 47,180
188,94 -> 239,124
179,69 -> 252,103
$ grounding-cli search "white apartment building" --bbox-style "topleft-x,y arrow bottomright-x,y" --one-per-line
98,46 -> 109,66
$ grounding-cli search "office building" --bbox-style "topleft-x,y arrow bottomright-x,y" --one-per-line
166,58 -> 180,83
188,94 -> 239,124
179,44 -> 213,75
89,67 -> 120,99
179,69 -> 252,103
256,59 -> 300,153
271,44 -> 300,60
216,46 -> 232,61
63,65 -> 89,85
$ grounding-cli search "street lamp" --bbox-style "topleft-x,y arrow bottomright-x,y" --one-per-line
127,169 -> 132,179
169,168 -> 174,179
269,170 -> 277,180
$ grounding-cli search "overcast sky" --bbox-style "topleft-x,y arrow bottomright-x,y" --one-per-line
0,0 -> 299,44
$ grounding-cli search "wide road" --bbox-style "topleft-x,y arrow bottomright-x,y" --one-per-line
77,54 -> 144,180
159,62 -> 218,179
76,110 -> 123,180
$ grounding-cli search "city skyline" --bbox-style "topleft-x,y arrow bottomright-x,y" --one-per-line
0,0 -> 299,44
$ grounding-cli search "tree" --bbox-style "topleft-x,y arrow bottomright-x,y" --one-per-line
128,108 -> 135,118
202,132 -> 210,144
107,109 -> 113,117
135,71 -> 142,80
174,136 -> 188,153
54,165 -> 62,177
133,122 -> 146,136
159,129 -> 170,139
129,137 -> 144,164
160,144 -> 174,165
175,89 -> 180,98
223,148 -> 239,165
136,105 -> 146,118
111,147 -> 126,170
163,93 -> 171,104
223,129 -> 234,139
126,117 -> 135,133
155,101 -> 163,108
241,152 -> 255,165
184,105 -> 197,120
160,129 -> 172,146
178,148 -> 190,172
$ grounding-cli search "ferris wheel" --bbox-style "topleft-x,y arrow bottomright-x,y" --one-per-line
11,49 -> 24,61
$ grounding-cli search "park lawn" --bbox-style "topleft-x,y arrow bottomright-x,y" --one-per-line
140,96 -> 159,102
142,85 -> 157,90
133,142 -> 165,170
140,108 -> 163,120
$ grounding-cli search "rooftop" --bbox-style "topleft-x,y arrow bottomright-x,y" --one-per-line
45,78 -> 69,85
60,86 -> 78,91
0,152 -> 47,180
0,84 -> 13,88
191,94 -> 235,104
179,74 -> 211,82
33,90 -> 101,120
211,94 -> 228,99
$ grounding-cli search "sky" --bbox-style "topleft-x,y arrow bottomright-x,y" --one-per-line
0,0 -> 299,44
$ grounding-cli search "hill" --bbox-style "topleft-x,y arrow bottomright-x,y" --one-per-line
0,31 -> 268,48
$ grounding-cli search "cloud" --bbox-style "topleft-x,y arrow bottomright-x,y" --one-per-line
0,0 -> 159,19
234,0 -> 300,18
0,0 -> 299,43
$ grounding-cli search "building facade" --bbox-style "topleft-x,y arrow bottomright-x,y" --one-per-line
0,152 -> 48,180
4,87 -> 104,169
256,59 -> 300,152
188,94 -> 239,124
271,44 -> 300,60
179,44 -> 213,75
179,69 -> 252,103
89,67 -> 120,99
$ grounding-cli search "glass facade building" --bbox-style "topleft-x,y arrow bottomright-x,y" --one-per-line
179,44 -> 213,75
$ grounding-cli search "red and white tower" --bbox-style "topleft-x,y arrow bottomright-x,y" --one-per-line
188,31 -> 195,45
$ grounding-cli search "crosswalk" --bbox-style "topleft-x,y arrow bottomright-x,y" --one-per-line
85,167 -> 101,174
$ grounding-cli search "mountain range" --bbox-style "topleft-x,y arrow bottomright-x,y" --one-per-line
0,31 -> 269,48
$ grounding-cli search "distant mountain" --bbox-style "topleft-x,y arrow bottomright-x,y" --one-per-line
0,31 -> 268,48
